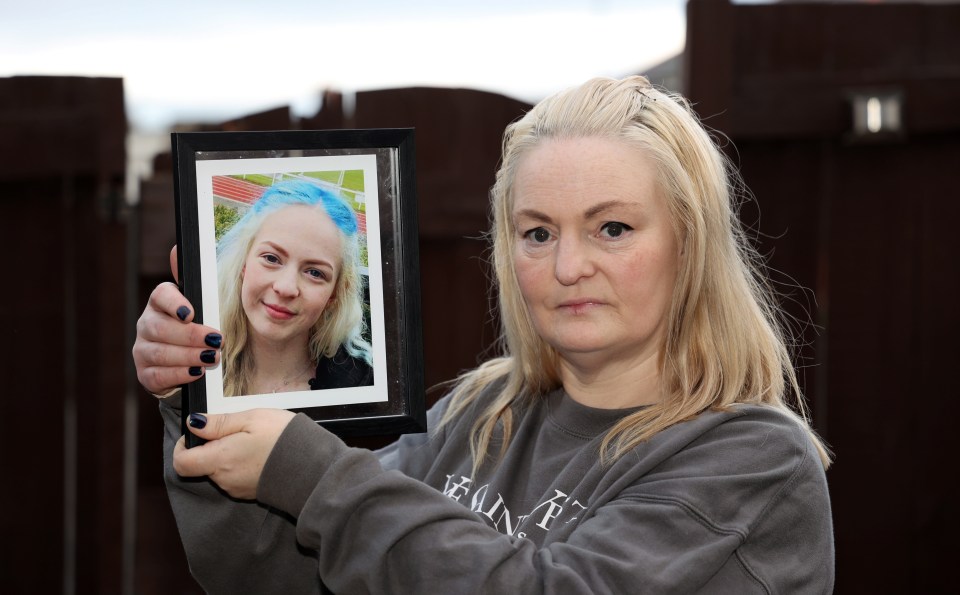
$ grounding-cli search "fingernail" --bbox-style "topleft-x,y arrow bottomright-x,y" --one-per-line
176,306 -> 191,321
200,350 -> 216,364
188,413 -> 207,429
188,366 -> 203,377
205,333 -> 222,348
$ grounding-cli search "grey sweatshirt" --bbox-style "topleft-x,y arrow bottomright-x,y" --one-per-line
160,387 -> 834,594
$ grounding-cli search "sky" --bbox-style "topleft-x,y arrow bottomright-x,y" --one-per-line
1,0 -> 687,131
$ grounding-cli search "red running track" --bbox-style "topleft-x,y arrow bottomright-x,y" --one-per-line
213,176 -> 265,205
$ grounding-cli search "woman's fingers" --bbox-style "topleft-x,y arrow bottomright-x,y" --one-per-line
133,281 -> 223,395
137,283 -> 221,347
133,330 -> 222,395
173,409 -> 296,500
139,342 -> 221,369
147,281 -> 194,324
136,311 -> 221,350
133,338 -> 216,395
137,364 -> 205,396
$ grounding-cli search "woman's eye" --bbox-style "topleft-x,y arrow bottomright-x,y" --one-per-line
600,221 -> 632,238
306,268 -> 328,281
524,227 -> 552,243
262,253 -> 281,265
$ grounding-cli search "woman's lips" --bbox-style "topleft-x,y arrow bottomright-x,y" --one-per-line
263,302 -> 295,320
557,299 -> 604,315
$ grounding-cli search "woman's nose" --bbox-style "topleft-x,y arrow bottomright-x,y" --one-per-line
554,236 -> 595,285
272,269 -> 300,297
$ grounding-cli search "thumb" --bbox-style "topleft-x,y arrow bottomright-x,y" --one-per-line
172,435 -> 216,478
169,245 -> 180,285
173,412 -> 249,478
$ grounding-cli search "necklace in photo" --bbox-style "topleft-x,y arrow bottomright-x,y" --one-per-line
270,362 -> 314,393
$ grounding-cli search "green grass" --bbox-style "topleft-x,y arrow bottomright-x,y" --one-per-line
303,170 -> 364,192
231,171 -> 365,193
341,170 -> 364,192
305,171 -> 341,185
231,173 -> 274,186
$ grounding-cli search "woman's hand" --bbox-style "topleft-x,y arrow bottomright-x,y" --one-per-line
172,409 -> 297,500
132,247 -> 223,395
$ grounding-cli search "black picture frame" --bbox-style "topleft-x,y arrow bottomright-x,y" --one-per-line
172,129 -> 425,446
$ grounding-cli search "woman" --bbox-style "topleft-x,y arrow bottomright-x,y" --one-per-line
133,77 -> 834,593
214,179 -> 372,396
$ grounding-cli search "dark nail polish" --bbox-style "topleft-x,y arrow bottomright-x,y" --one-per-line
176,305 -> 191,321
188,413 -> 207,429
205,333 -> 222,348
188,366 -> 203,377
200,350 -> 216,364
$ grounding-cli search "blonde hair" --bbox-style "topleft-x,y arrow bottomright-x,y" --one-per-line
441,76 -> 831,474
217,180 -> 371,397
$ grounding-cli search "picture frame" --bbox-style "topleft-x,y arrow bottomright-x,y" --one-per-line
172,129 -> 425,445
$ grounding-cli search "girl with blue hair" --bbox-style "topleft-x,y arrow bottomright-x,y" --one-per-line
216,179 -> 372,396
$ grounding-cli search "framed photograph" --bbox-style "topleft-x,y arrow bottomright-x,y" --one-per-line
172,129 -> 424,444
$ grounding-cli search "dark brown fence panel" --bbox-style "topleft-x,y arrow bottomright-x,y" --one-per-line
686,1 -> 960,591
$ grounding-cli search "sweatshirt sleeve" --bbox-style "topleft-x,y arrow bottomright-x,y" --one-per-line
259,415 -> 552,595
159,397 -> 324,595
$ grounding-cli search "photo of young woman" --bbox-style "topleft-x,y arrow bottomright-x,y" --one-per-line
214,179 -> 373,397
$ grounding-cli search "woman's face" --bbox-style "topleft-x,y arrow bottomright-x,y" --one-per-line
511,136 -> 680,372
240,205 -> 343,348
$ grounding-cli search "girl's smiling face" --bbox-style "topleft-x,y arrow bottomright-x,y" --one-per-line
511,136 -> 680,373
240,205 -> 343,348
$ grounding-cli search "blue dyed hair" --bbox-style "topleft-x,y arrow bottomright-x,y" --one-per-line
246,179 -> 359,237
216,178 -> 371,396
